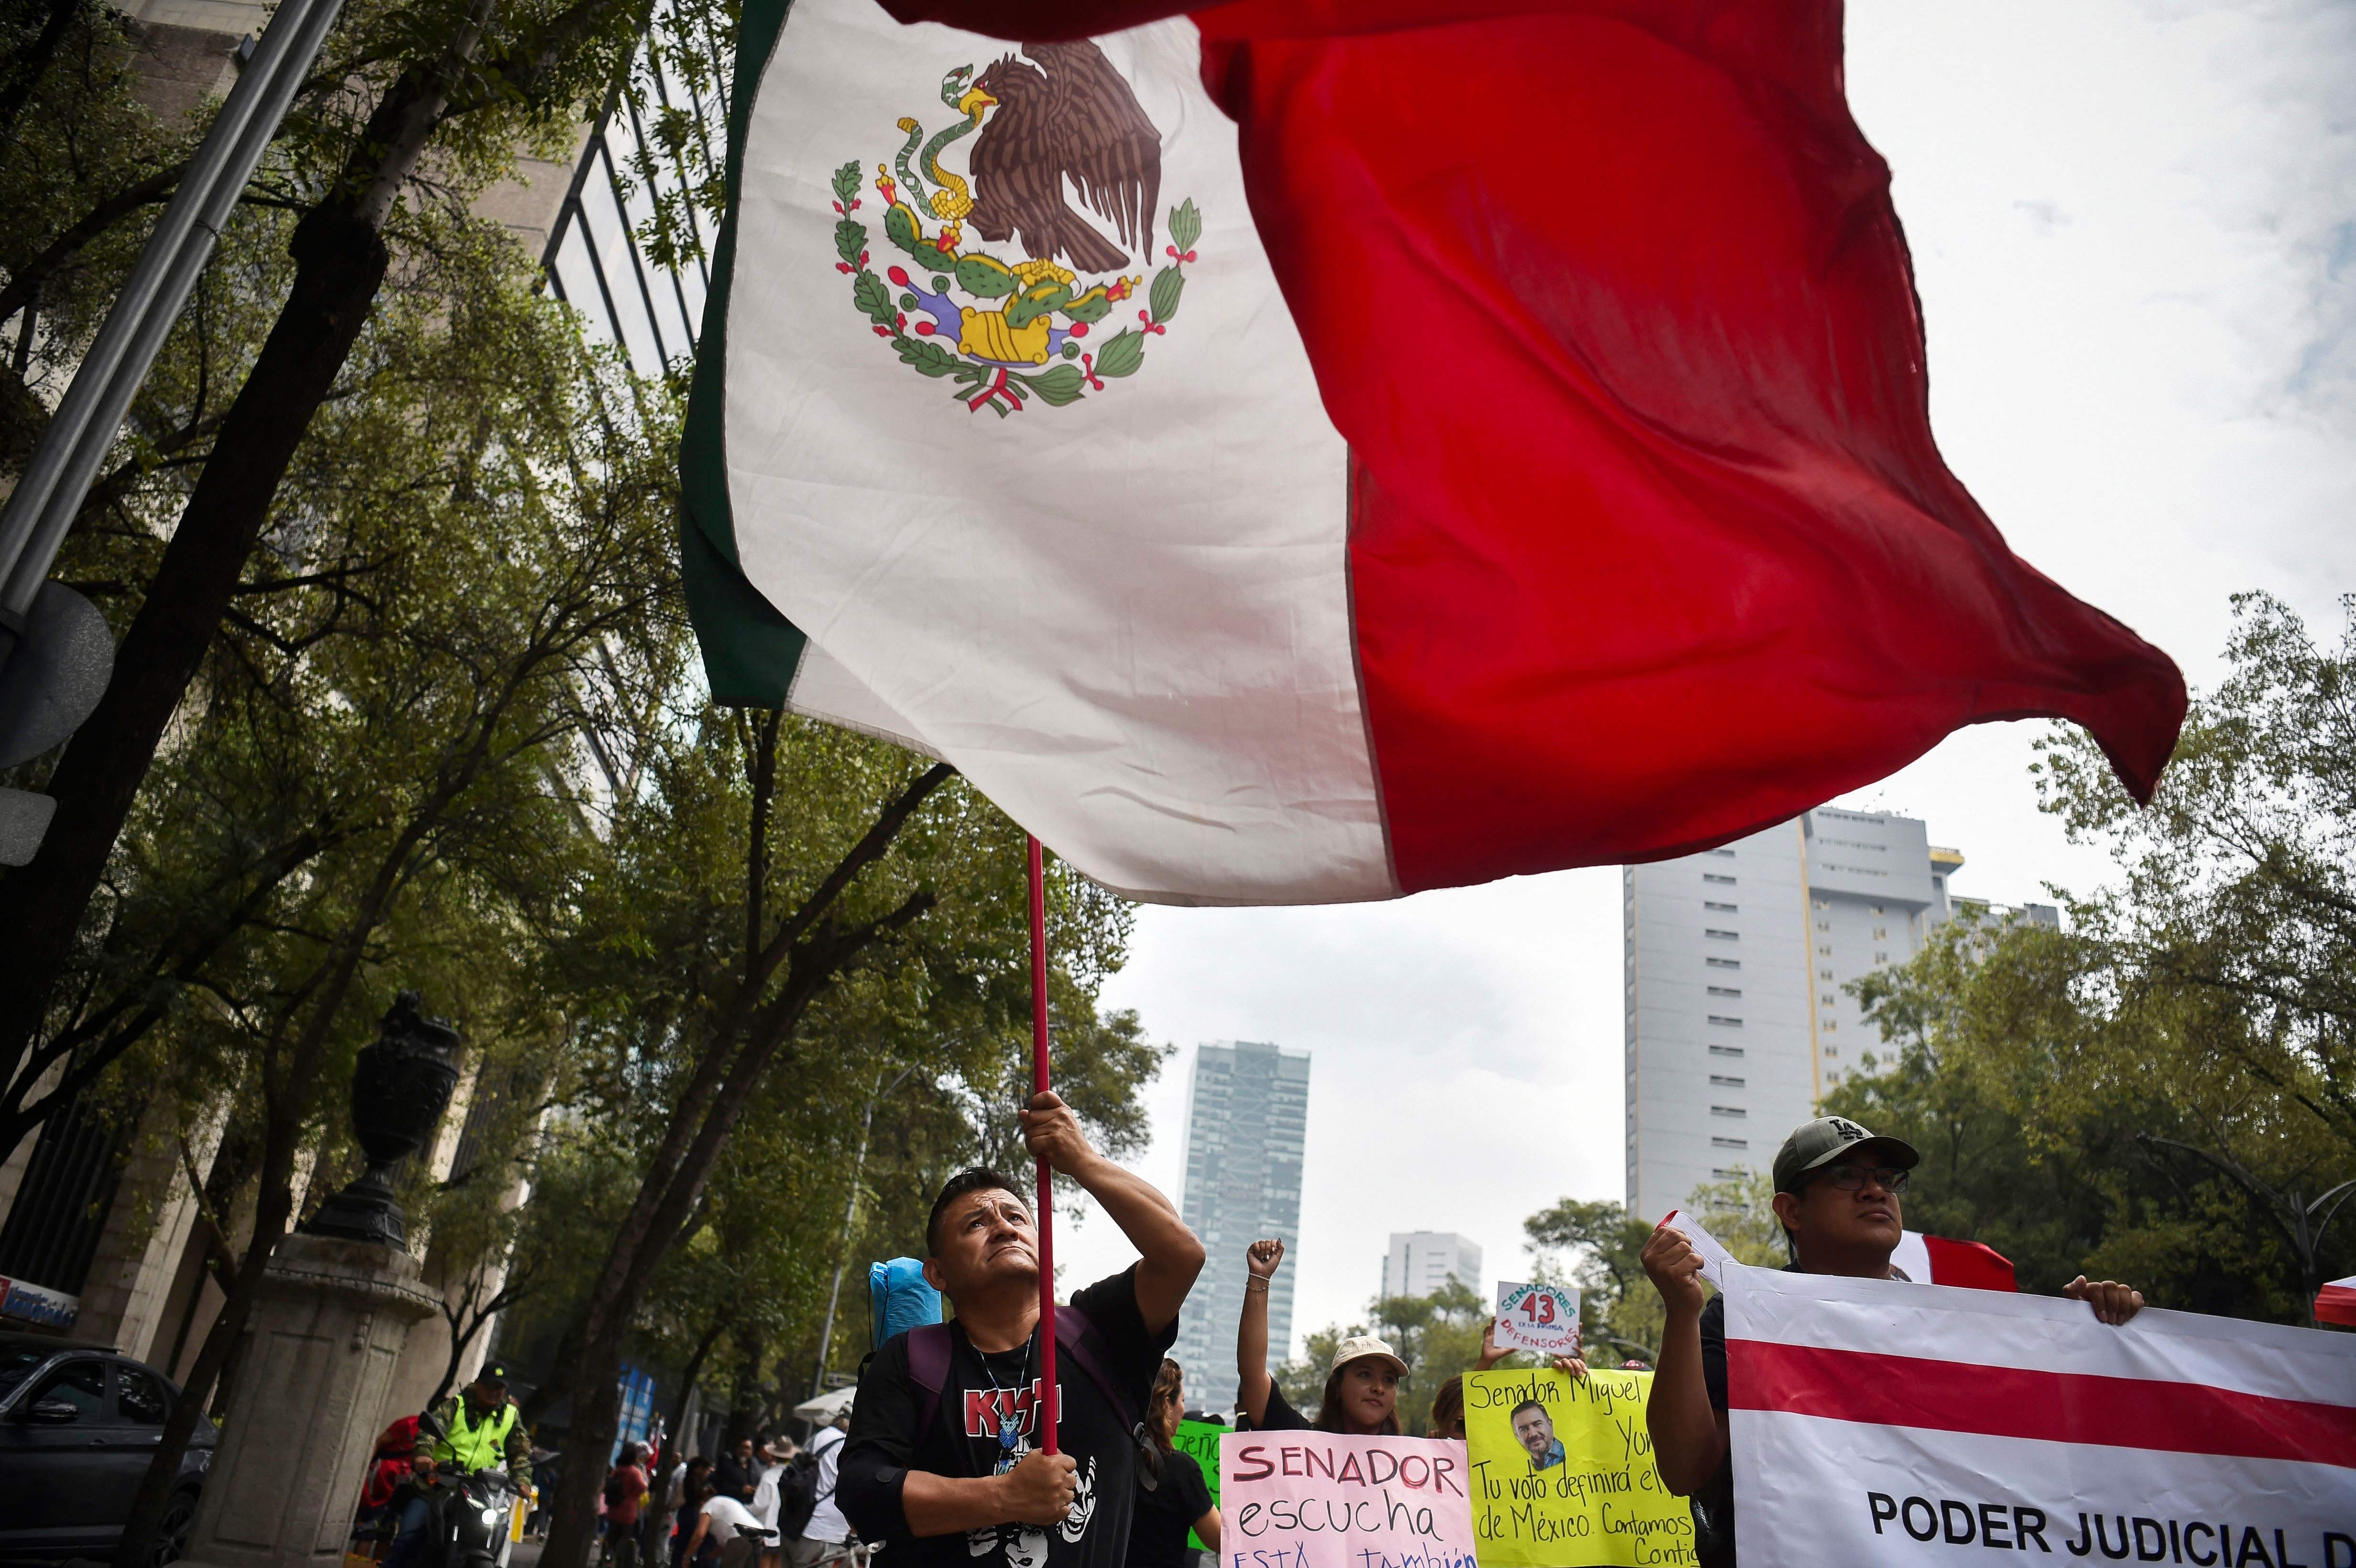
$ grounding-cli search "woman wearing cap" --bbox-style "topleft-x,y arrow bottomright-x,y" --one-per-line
1234,1239 -> 1406,1434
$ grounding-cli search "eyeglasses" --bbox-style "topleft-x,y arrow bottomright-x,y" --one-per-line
1814,1164 -> 1909,1193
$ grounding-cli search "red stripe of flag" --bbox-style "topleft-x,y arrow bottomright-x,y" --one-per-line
1923,1234 -> 2017,1292
1729,1339 -> 2356,1469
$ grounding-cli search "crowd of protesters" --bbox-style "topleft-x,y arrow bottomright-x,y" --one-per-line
360,1094 -> 2149,1568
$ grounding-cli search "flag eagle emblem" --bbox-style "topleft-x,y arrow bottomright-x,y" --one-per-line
831,40 -> 1199,419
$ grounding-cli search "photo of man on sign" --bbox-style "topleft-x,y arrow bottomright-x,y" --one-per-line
1509,1401 -> 1565,1473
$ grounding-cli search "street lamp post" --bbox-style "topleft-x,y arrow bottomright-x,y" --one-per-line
808,1063 -> 920,1406
0,0 -> 348,861
2135,1132 -> 2356,1327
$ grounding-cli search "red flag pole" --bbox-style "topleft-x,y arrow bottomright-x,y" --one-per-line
1027,833 -> 1058,1456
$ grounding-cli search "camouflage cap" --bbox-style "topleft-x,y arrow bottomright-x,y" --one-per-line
1771,1116 -> 1920,1195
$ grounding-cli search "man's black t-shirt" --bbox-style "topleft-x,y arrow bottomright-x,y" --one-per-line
840,1266 -> 1175,1568
1126,1447 -> 1212,1568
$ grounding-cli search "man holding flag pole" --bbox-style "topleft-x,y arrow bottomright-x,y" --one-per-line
837,877 -> 1206,1568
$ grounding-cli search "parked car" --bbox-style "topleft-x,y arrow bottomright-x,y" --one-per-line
0,1331 -> 217,1566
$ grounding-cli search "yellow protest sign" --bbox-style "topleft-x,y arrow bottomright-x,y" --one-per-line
1464,1369 -> 1695,1567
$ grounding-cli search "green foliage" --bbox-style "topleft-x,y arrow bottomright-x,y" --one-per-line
1013,364 -> 1086,407
2034,592 -> 2356,1162
1832,913 -> 2344,1322
1148,267 -> 1185,326
853,270 -> 895,325
1525,1197 -> 1660,1366
1092,329 -> 1145,379
836,218 -> 869,268
897,337 -> 964,376
1169,199 -> 1201,255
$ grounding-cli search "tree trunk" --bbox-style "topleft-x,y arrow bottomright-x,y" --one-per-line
110,1106 -> 301,1568
537,768 -> 952,1568
0,0 -> 86,139
0,204 -> 388,1107
665,1316 -> 725,1459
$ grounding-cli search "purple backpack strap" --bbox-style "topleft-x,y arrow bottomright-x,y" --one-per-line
1052,1304 -> 1140,1433
906,1310 -> 1138,1448
907,1322 -> 954,1441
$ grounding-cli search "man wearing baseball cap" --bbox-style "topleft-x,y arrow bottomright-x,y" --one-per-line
1639,1117 -> 2144,1568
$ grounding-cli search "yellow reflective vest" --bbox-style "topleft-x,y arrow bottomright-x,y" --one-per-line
434,1396 -> 518,1472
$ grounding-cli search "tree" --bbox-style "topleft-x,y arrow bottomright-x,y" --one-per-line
2035,591 -> 2356,1162
529,707 -> 1142,1568
0,0 -> 720,1110
73,221 -> 688,1564
1835,914 -> 2348,1323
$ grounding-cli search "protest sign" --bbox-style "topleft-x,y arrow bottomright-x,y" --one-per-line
1220,1430 -> 1475,1568
1464,1368 -> 1694,1567
1494,1281 -> 1582,1357
1726,1264 -> 2356,1566
1177,1418 -> 1226,1549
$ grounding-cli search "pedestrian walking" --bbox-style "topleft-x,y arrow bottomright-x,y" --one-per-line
605,1441 -> 652,1568
669,1456 -> 715,1568
786,1404 -> 853,1568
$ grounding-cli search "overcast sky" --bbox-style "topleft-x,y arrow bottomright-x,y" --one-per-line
1051,0 -> 2356,1363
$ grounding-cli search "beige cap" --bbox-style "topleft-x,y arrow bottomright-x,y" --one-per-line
1328,1335 -> 1407,1378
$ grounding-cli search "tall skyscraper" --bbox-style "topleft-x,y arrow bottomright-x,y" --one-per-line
1624,808 -> 2055,1220
1382,1232 -> 1482,1300
1171,1041 -> 1311,1412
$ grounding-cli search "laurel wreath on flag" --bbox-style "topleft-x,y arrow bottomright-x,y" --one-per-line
829,161 -> 1198,418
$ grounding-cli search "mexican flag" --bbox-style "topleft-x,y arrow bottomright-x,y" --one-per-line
680,0 -> 2186,905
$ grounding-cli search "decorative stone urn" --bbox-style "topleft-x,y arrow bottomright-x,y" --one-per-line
300,991 -> 461,1249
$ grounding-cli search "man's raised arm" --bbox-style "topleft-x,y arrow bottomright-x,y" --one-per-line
1020,1090 -> 1205,1331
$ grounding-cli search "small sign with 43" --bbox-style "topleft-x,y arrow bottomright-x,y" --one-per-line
1493,1280 -> 1582,1356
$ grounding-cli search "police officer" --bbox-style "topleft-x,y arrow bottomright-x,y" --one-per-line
388,1362 -> 534,1566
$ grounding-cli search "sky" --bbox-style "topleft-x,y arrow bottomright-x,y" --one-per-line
1051,0 -> 2356,1362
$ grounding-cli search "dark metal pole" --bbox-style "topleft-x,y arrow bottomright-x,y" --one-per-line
0,0 -> 347,764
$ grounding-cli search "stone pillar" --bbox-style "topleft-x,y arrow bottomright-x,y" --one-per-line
181,1233 -> 440,1568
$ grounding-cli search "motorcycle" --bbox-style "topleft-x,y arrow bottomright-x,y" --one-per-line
408,1414 -> 520,1568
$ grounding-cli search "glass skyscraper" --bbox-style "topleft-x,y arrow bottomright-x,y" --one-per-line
1170,1040 -> 1311,1414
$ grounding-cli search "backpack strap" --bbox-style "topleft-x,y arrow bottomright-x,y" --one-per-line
906,1322 -> 955,1447
1051,1304 -> 1140,1435
905,1310 -> 1138,1452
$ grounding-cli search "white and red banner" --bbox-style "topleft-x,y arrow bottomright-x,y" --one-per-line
1725,1264 -> 2356,1566
2318,1275 -> 2356,1330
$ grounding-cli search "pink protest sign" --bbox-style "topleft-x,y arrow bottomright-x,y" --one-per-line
1219,1431 -> 1478,1568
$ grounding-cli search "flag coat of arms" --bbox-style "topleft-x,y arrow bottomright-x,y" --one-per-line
683,0 -> 2188,906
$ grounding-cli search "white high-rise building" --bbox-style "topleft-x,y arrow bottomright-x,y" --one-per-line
1382,1231 -> 1482,1300
1623,808 -> 2055,1220
1171,1041 -> 1311,1412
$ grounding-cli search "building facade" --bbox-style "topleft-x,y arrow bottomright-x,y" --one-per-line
1381,1231 -> 1482,1301
1624,808 -> 2055,1220
1170,1041 -> 1311,1413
